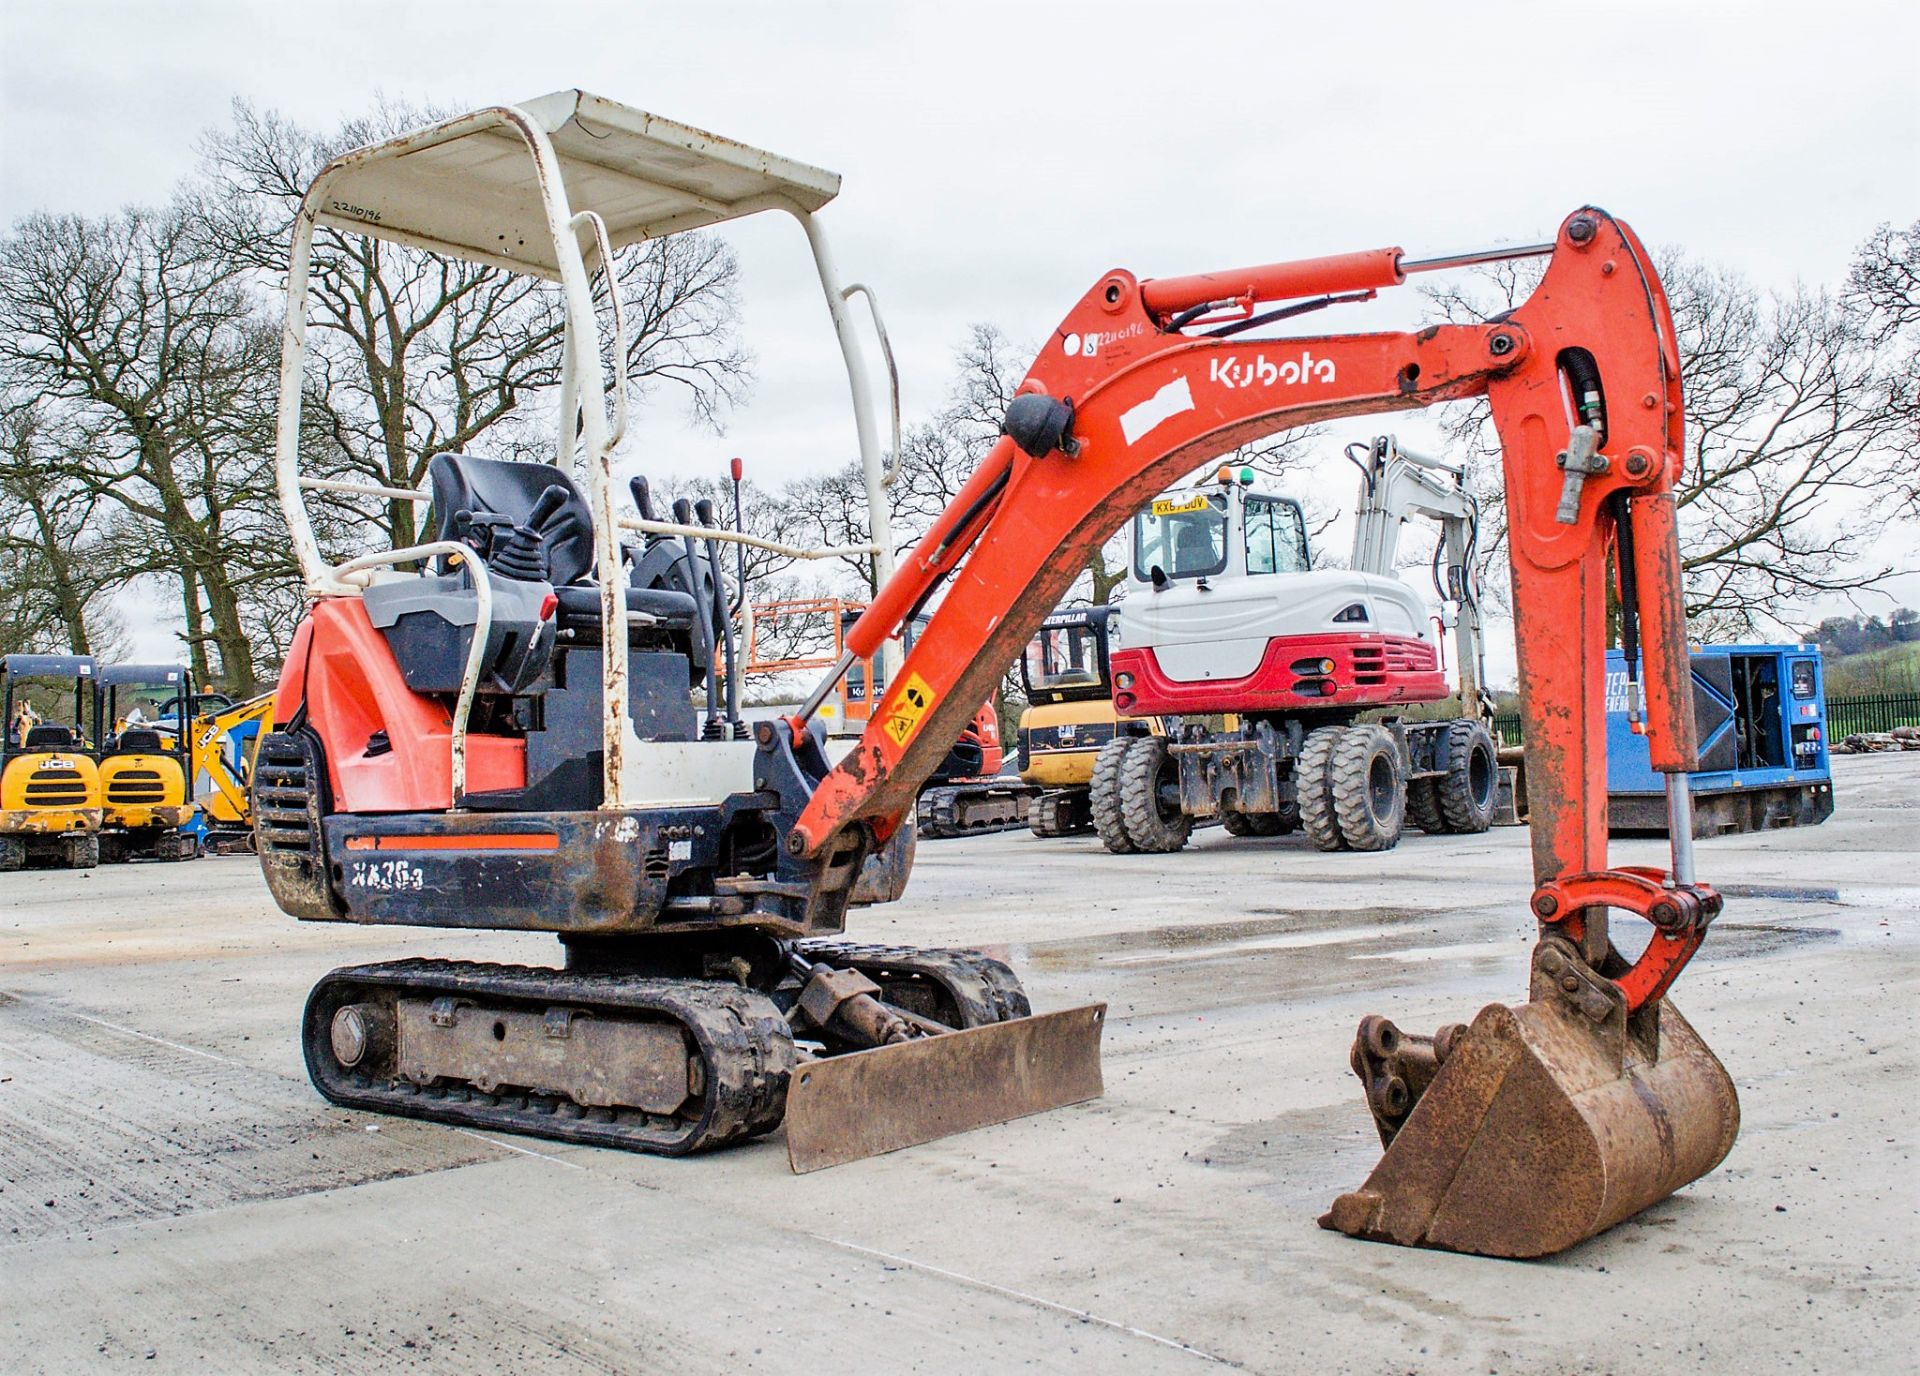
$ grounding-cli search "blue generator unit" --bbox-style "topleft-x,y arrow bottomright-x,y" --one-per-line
1606,644 -> 1833,835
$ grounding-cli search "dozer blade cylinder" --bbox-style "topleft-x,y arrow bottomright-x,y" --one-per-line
1321,996 -> 1738,1258
784,1004 -> 1106,1173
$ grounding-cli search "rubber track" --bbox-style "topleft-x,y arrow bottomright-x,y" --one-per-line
1090,737 -> 1137,854
917,785 -> 1033,839
303,960 -> 793,1155
798,940 -> 1032,1027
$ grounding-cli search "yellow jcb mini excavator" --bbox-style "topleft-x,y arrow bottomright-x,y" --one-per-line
95,663 -> 198,863
1,654 -> 103,870
257,92 -> 1735,1257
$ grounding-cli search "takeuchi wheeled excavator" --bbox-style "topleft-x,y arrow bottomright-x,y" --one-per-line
259,91 -> 1734,1256
1091,434 -> 1497,854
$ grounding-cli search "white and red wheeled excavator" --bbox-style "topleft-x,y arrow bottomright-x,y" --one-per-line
257,90 -> 1735,1258
1089,434 -> 1498,854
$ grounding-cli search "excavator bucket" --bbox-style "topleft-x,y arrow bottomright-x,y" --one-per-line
1321,963 -> 1739,1258
783,1004 -> 1106,1173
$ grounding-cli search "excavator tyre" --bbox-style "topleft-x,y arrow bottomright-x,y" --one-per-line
1321,938 -> 1739,1258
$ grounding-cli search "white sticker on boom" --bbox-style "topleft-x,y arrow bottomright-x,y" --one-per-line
1118,377 -> 1195,446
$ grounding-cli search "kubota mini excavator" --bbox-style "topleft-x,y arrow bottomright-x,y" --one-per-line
260,91 -> 1733,1256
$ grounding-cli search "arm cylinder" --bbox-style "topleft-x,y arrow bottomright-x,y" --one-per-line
1140,247 -> 1404,317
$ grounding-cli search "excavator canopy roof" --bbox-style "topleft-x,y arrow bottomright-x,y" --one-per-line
312,89 -> 842,278
96,664 -> 189,687
1,655 -> 96,679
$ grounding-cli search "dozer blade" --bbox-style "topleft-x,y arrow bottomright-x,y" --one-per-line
1320,993 -> 1739,1258
784,1004 -> 1106,1173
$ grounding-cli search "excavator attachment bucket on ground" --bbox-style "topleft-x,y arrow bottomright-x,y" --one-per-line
783,1004 -> 1107,1173
1321,945 -> 1739,1258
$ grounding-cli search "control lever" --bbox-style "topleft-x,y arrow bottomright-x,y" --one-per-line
629,475 -> 666,549
1554,425 -> 1607,525
672,497 -> 719,732
460,485 -> 570,582
694,498 -> 743,738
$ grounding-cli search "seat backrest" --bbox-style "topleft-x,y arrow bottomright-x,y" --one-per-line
25,724 -> 74,750
1174,520 -> 1218,574
117,727 -> 164,753
429,454 -> 595,586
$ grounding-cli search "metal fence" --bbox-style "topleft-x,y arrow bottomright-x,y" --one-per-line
1489,693 -> 1920,747
1827,692 -> 1920,738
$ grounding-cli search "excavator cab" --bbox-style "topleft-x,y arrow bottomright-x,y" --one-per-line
258,92 -> 1104,1171
1016,607 -> 1160,838
0,655 -> 103,871
95,663 -> 198,863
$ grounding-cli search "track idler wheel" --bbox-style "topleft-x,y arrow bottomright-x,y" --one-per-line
1321,936 -> 1739,1258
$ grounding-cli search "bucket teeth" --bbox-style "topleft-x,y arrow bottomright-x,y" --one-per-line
1322,992 -> 1739,1258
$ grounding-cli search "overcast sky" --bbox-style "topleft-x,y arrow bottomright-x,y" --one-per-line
3,1 -> 1915,674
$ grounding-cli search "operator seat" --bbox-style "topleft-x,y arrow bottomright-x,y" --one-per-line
23,725 -> 76,751
1174,521 -> 1218,576
427,454 -> 698,640
112,727 -> 165,755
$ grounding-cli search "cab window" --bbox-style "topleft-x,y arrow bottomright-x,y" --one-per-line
1245,495 -> 1308,575
1024,623 -> 1102,694
1132,494 -> 1229,581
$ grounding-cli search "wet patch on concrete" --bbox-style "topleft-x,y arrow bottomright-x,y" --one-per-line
1697,923 -> 1844,961
1019,908 -> 1451,970
1716,883 -> 1843,903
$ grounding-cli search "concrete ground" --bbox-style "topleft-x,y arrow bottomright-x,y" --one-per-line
1,754 -> 1913,1374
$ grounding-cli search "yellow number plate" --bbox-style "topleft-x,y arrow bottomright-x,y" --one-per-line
1151,494 -> 1210,517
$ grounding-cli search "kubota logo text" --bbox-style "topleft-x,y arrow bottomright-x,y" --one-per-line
1209,350 -> 1337,389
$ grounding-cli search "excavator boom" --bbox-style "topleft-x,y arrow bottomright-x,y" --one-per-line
788,207 -> 1736,1256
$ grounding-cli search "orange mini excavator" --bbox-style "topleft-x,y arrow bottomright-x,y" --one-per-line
259,92 -> 1733,1257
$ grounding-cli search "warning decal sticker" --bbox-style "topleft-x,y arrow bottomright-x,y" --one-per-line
881,672 -> 938,748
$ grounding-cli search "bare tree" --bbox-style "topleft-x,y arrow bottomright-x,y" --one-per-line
1423,246 -> 1909,635
0,401 -> 123,655
0,204 -> 290,690
1846,219 -> 1920,506
200,100 -> 753,551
